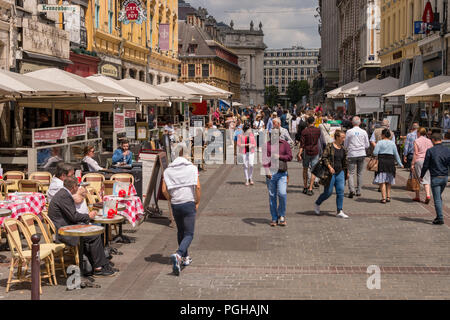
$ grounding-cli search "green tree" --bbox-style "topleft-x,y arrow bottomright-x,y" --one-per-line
264,86 -> 279,107
286,80 -> 310,105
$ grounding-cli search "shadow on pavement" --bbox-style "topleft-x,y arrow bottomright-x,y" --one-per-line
296,211 -> 336,218
227,181 -> 246,185
144,254 -> 171,265
242,218 -> 272,226
399,217 -> 432,225
145,218 -> 172,227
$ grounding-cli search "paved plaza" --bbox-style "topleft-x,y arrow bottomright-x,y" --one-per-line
0,159 -> 449,300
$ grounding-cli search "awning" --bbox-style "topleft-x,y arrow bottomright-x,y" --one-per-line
119,78 -> 173,105
355,96 -> 382,114
350,77 -> 400,97
407,80 -> 450,103
23,51 -> 73,66
185,82 -> 233,99
383,75 -> 450,102
326,81 -> 361,99
157,82 -> 219,100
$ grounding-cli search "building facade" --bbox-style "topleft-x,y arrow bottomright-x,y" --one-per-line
263,46 -> 319,103
177,10 -> 241,100
87,0 -> 179,83
337,0 -> 381,85
217,21 -> 266,106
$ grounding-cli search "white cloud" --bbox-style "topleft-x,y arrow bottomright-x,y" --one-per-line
185,0 -> 320,49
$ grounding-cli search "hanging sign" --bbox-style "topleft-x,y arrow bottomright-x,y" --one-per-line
159,24 -> 170,51
125,109 -> 137,139
118,0 -> 147,25
422,1 -> 434,24
114,113 -> 126,133
66,124 -> 87,138
33,128 -> 66,144
37,4 -> 77,13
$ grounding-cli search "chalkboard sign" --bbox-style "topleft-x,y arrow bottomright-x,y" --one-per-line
157,151 -> 168,200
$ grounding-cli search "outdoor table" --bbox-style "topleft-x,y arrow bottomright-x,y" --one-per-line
6,192 -> 46,216
103,195 -> 144,227
58,224 -> 104,276
93,214 -> 125,247
0,200 -> 35,224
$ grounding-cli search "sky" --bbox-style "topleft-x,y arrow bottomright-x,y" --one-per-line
185,0 -> 321,49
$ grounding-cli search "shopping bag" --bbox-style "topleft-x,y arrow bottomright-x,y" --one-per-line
367,157 -> 378,172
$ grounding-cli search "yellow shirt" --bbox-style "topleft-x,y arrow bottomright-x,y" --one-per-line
314,117 -> 322,128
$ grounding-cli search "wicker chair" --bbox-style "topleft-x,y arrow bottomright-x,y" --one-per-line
81,173 -> 105,195
18,180 -> 41,193
103,180 -> 115,196
3,218 -> 55,293
4,171 -> 25,193
41,212 -> 79,267
28,172 -> 52,194
20,213 -> 66,280
110,173 -> 134,184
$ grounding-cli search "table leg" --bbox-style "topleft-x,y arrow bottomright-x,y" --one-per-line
78,238 -> 85,276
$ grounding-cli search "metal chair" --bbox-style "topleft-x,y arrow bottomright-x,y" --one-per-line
4,171 -> 25,193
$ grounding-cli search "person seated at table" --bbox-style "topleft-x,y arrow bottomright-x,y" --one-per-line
48,162 -> 90,216
112,140 -> 133,166
82,145 -> 105,172
48,176 -> 115,277
43,147 -> 63,169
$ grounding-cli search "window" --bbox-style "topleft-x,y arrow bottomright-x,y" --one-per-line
178,65 -> 181,77
269,78 -> 272,85
288,78 -> 291,84
95,1 -> 100,29
275,69 -> 279,76
281,87 -> 285,92
281,69 -> 285,76
301,69 -> 304,75
108,0 -> 113,34
288,69 -> 292,76
275,78 -> 279,85
188,44 -> 198,54
188,64 -> 195,78
202,64 -> 209,78
281,78 -> 285,85
269,69 -> 272,76
294,69 -> 298,76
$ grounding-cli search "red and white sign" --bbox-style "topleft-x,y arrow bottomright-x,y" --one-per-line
86,116 -> 100,129
422,1 -> 434,24
67,124 -> 86,138
125,110 -> 136,119
114,113 -> 125,133
33,128 -> 66,143
118,0 -> 146,25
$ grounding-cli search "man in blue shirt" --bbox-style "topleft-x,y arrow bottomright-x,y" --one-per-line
421,133 -> 450,225
112,140 -> 133,165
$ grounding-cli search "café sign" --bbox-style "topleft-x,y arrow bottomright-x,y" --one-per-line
118,0 -> 147,25
101,64 -> 119,78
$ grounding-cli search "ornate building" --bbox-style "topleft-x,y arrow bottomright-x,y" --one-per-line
177,8 -> 241,100
217,20 -> 266,106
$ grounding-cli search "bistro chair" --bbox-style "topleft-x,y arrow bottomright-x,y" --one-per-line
41,212 -> 79,267
20,213 -> 66,280
28,172 -> 53,194
85,187 -> 101,209
103,180 -> 115,196
81,173 -> 105,195
18,179 -> 42,193
3,218 -> 55,293
4,171 -> 25,193
110,173 -> 135,185
0,181 -> 5,200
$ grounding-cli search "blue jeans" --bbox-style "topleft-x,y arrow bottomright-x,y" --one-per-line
315,171 -> 345,212
431,177 -> 447,221
172,202 -> 197,258
266,171 -> 288,222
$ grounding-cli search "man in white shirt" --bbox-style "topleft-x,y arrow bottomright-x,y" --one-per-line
344,116 -> 370,198
48,162 -> 91,215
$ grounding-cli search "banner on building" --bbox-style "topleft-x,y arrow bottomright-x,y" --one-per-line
63,2 -> 81,44
118,0 -> 147,25
159,24 -> 170,51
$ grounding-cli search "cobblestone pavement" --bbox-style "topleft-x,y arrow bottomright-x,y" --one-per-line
0,158 -> 449,300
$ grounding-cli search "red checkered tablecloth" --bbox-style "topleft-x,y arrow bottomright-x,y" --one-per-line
7,193 -> 46,216
103,195 -> 144,227
0,201 -> 35,225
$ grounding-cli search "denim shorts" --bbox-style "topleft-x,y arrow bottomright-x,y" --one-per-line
303,154 -> 319,169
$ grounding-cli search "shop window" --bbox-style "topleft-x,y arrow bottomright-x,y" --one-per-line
149,73 -> 154,84
157,75 -> 162,84
95,1 -> 100,29
122,68 -> 127,79
129,69 -> 136,79
108,0 -> 114,34
139,71 -> 145,82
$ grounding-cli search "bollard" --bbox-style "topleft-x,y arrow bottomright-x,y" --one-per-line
31,234 -> 40,300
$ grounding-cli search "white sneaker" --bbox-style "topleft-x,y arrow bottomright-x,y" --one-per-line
314,204 -> 321,215
337,211 -> 349,219
182,256 -> 192,266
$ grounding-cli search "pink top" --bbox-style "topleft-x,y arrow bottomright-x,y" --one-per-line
412,136 -> 433,165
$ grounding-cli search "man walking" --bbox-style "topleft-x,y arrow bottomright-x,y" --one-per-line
403,123 -> 419,168
298,116 -> 321,195
344,116 -> 370,198
162,149 -> 201,275
420,133 -> 450,225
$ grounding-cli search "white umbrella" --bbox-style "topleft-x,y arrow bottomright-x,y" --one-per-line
184,82 -> 232,99
157,82 -> 218,100
119,78 -> 173,105
326,81 -> 360,99
407,80 -> 450,103
383,75 -> 450,102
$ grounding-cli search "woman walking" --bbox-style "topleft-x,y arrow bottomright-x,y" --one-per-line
373,129 -> 404,203
411,127 -> 433,204
253,114 -> 265,152
314,130 -> 349,219
237,122 -> 257,186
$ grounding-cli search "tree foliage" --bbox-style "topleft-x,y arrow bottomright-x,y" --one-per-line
264,86 -> 279,107
286,80 -> 310,105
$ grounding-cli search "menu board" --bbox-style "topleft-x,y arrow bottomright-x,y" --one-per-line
114,112 -> 125,133
125,109 -> 136,139
33,128 -> 66,144
66,124 -> 86,138
86,116 -> 101,139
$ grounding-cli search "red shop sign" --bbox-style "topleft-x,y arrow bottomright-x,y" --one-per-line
34,128 -> 66,142
67,125 -> 86,138
125,110 -> 136,119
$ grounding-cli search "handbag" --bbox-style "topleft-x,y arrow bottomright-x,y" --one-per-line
406,171 -> 420,192
367,157 -> 378,172
312,159 -> 327,180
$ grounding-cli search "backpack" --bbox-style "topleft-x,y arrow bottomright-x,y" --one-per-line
295,119 -> 307,142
